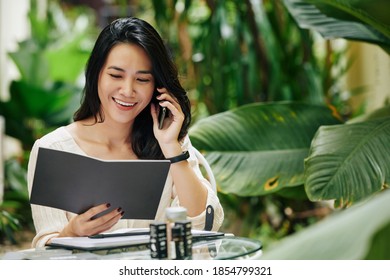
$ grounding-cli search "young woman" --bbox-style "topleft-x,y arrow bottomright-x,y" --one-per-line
27,17 -> 224,248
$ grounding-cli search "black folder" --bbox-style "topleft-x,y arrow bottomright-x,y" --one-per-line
30,147 -> 171,219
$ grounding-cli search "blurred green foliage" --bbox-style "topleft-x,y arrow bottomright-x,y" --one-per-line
0,0 -> 97,244
187,0 -> 390,258
133,0 -> 346,245
0,0 -> 361,249
142,0 -> 347,117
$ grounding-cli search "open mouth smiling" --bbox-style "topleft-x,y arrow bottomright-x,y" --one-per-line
113,97 -> 136,107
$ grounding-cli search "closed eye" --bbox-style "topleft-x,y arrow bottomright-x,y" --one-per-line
137,78 -> 151,83
109,74 -> 122,79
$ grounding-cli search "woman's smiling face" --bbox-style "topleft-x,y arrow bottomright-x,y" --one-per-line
97,43 -> 155,125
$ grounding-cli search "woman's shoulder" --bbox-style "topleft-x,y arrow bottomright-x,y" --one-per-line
33,126 -> 76,151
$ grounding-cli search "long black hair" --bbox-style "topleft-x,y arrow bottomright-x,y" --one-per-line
74,17 -> 191,159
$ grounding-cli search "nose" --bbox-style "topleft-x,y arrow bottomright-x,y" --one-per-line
120,79 -> 135,97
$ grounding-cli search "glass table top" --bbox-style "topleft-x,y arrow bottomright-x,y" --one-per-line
2,236 -> 263,260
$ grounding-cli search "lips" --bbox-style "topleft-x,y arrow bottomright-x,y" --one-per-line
113,97 -> 136,107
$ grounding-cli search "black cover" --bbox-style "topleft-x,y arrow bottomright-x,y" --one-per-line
30,147 -> 170,219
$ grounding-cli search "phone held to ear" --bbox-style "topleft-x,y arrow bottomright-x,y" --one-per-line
158,106 -> 167,129
153,87 -> 167,129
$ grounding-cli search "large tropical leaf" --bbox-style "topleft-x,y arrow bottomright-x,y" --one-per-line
189,102 -> 342,196
0,81 -> 81,148
8,47 -> 49,87
283,0 -> 390,54
8,81 -> 75,119
304,116 -> 390,206
261,189 -> 390,259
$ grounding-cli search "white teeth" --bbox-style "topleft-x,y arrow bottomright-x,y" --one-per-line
113,98 -> 135,107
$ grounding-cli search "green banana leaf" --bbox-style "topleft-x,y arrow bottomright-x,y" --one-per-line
283,0 -> 390,54
304,116 -> 390,207
261,189 -> 390,259
189,102 -> 342,196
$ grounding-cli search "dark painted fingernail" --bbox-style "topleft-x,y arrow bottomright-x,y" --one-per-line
117,207 -> 122,212
106,203 -> 111,208
121,211 -> 125,216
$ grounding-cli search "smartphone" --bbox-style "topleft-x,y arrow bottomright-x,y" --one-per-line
158,106 -> 167,129
153,87 -> 167,129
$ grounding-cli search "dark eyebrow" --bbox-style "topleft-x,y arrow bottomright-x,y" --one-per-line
107,66 -> 125,72
107,66 -> 152,75
137,70 -> 153,75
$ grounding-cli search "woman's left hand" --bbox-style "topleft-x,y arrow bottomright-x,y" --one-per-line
151,87 -> 184,146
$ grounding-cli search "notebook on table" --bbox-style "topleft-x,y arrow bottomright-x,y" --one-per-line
30,147 -> 171,220
48,234 -> 150,251
48,228 -> 227,251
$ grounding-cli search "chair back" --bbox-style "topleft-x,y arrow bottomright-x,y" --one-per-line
193,148 -> 217,193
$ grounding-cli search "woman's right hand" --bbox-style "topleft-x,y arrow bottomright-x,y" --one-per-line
56,203 -> 124,238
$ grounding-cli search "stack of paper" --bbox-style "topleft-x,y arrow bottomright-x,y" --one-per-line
49,235 -> 150,251
48,228 -> 227,251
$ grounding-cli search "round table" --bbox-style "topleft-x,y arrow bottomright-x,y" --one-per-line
2,236 -> 263,260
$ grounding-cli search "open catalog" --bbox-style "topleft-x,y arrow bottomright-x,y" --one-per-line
30,147 -> 171,219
